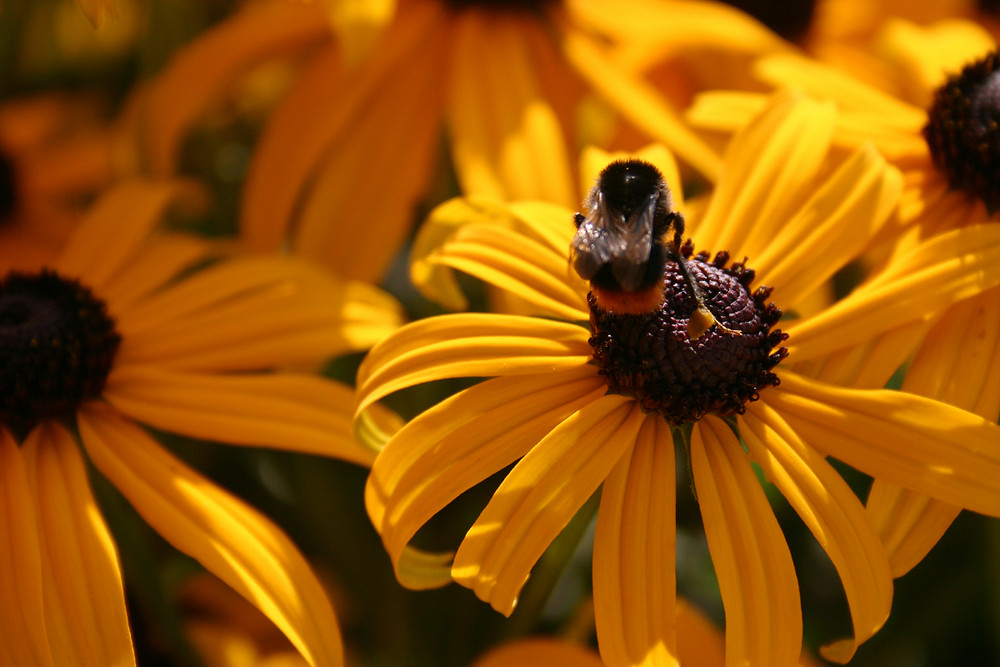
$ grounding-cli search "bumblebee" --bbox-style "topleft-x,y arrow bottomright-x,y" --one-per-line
571,159 -> 735,339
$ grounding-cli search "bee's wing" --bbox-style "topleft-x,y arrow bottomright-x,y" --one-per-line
610,193 -> 656,290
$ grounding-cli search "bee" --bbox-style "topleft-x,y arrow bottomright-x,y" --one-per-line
571,159 -> 736,339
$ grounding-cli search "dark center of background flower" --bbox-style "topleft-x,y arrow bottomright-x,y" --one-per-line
0,270 -> 120,437
588,245 -> 787,425
720,0 -> 816,42
924,50 -> 1000,212
0,149 -> 17,222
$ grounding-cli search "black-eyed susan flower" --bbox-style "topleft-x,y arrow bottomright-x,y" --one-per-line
687,19 -> 1000,580
0,94 -> 114,271
132,0 -> 784,283
354,92 -> 1000,666
0,178 -> 403,666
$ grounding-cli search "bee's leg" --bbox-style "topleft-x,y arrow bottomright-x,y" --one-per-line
667,215 -> 740,340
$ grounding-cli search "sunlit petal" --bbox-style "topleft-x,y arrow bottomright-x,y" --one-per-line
741,403 -> 892,663
593,415 -> 677,667
770,371 -> 1000,517
22,423 -> 135,667
78,405 -> 344,667
453,397 -> 641,616
690,418 -> 801,667
104,367 -> 374,467
366,368 -> 606,585
355,314 -> 592,415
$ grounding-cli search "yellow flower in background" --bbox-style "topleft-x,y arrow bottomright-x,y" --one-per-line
131,0 -> 783,283
0,94 -> 114,271
74,0 -> 117,28
0,179 -> 403,666
686,17 -> 1000,580
354,92 -> 1000,666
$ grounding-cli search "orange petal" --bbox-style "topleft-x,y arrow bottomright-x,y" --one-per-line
593,415 -> 678,667
23,422 -> 135,666
690,417 -> 802,667
78,404 -> 345,667
452,397 -> 641,615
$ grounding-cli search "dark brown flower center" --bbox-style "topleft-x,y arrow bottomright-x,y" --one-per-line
587,244 -> 787,425
924,50 -> 1000,212
0,270 -> 120,437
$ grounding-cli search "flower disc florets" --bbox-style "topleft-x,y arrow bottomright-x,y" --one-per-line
924,50 -> 1000,211
588,243 -> 787,425
0,270 -> 120,435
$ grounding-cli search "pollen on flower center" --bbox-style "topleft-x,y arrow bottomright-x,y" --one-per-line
0,270 -> 121,436
587,244 -> 787,425
924,50 -> 1000,211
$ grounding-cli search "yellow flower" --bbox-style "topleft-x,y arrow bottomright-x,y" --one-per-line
354,92 -> 1000,666
132,0 -> 783,283
0,179 -> 403,666
687,18 -> 1000,579
75,0 -> 117,28
0,94 -> 114,271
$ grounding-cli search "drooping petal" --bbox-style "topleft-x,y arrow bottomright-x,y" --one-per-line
692,91 -> 836,258
448,11 -> 576,208
690,418 -> 801,667
559,28 -> 721,181
355,314 -> 592,415
366,368 -> 606,585
0,430 -> 55,667
453,397 -> 642,616
288,23 -> 446,281
143,0 -> 330,176
750,143 -> 901,304
866,287 -> 1000,576
593,415 -> 678,667
103,367 -> 374,467
116,256 -> 403,370
786,224 -> 1000,362
78,404 -> 344,667
54,179 -> 202,291
740,402 -> 892,663
769,371 -> 1000,517
241,1 -> 447,282
22,422 -> 134,667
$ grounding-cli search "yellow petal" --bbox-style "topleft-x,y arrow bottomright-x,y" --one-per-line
865,287 -> 1000,576
694,90 -> 835,258
559,29 -> 721,181
786,224 -> 1000,362
452,397 -> 641,615
117,257 -> 403,370
54,179 -> 202,291
769,371 -> 1000,517
289,20 -> 446,282
593,415 -> 678,667
0,430 -> 56,667
420,221 -> 588,320
103,367 -> 374,467
324,0 -> 396,68
366,369 -> 606,586
690,418 -> 801,667
241,1 -> 446,282
448,11 -> 576,208
740,403 -> 892,663
144,1 -> 329,176
355,314 -> 592,415
686,91 -> 767,136
751,143 -> 901,304
22,422 -> 134,667
78,405 -> 345,667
